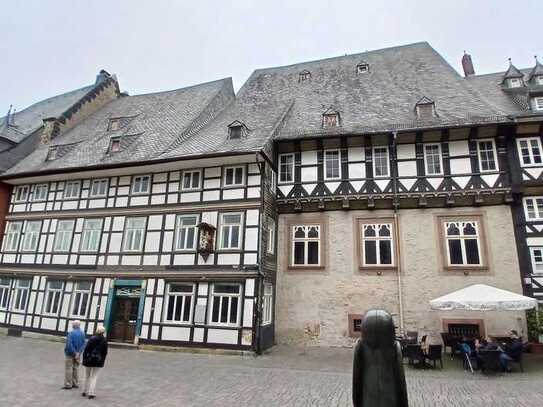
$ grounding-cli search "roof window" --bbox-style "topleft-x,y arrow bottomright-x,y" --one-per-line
415,97 -> 436,120
356,62 -> 369,74
109,137 -> 121,153
46,146 -> 58,161
298,70 -> 311,82
533,97 -> 543,111
108,118 -> 121,131
322,108 -> 340,128
227,120 -> 247,140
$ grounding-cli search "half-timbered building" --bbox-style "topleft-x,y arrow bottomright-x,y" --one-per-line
0,42 -> 541,350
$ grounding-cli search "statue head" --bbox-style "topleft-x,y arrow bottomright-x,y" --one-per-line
360,308 -> 395,349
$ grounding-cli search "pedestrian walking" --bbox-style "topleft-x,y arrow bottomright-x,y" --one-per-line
82,325 -> 108,399
63,320 -> 86,390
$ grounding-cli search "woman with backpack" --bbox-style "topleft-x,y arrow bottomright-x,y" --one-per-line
82,325 -> 108,399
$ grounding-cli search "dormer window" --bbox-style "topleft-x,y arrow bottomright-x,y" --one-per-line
508,77 -> 523,88
108,118 -> 121,131
322,113 -> 339,128
415,97 -> 436,120
109,137 -> 121,153
537,76 -> 543,86
227,121 -> 247,140
299,70 -> 311,82
533,97 -> 543,111
46,146 -> 58,161
356,62 -> 369,74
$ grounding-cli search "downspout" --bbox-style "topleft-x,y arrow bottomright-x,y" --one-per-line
392,131 -> 405,335
253,152 -> 266,355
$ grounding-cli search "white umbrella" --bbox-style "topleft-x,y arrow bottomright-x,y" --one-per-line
430,284 -> 537,311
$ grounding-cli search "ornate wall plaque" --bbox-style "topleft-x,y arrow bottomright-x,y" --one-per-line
197,222 -> 216,261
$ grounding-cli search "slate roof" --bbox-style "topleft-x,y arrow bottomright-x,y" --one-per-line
501,62 -> 525,82
4,78 -> 234,175
6,41 -> 541,178
467,66 -> 543,116
0,85 -> 95,144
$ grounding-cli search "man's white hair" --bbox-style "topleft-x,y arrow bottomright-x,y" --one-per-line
71,320 -> 81,328
95,325 -> 106,335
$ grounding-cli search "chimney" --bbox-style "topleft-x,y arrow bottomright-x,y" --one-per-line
462,51 -> 475,77
95,69 -> 111,84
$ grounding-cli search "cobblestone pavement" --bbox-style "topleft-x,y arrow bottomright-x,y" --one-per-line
1,336 -> 543,407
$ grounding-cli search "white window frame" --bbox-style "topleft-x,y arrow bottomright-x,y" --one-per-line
70,281 -> 92,318
360,222 -> 395,267
33,184 -> 48,202
444,220 -> 482,267
278,153 -> 295,184
324,149 -> 342,180
89,178 -> 109,198
517,137 -> 543,167
218,212 -> 243,250
3,222 -> 22,252
163,283 -> 195,324
80,218 -> 103,252
223,166 -> 245,187
291,225 -> 321,267
509,78 -> 523,88
53,220 -> 75,252
13,185 -> 29,203
131,175 -> 151,195
269,169 -> 277,193
181,169 -> 202,191
267,219 -> 275,255
262,283 -> 273,325
538,76 -> 543,86
477,139 -> 499,173
208,283 -> 242,327
174,215 -> 198,251
43,280 -> 64,316
63,181 -> 81,200
533,97 -> 543,111
529,247 -> 543,275
523,197 -> 543,221
22,221 -> 41,252
373,146 -> 390,178
423,143 -> 443,175
0,278 -> 11,310
12,279 -> 30,312
122,217 -> 147,252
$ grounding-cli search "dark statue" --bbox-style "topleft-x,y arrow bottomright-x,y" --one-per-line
352,309 -> 408,407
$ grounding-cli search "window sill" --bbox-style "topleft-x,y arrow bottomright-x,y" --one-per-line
287,265 -> 325,271
222,184 -> 246,189
358,266 -> 398,273
444,266 -> 488,273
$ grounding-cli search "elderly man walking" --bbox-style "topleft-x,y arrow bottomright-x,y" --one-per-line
62,320 -> 86,389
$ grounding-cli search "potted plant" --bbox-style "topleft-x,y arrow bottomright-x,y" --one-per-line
526,309 -> 543,353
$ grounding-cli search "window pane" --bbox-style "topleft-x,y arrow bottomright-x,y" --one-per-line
174,296 -> 182,321
214,284 -> 240,294
448,240 -> 463,264
229,297 -> 238,323
465,239 -> 480,264
167,296 -> 175,320
294,242 -> 305,264
234,168 -> 243,184
212,297 -> 220,322
183,296 -> 192,321
230,226 -> 239,248
220,297 -> 229,323
225,168 -> 233,185
183,173 -> 192,189
379,240 -> 392,264
192,172 -> 200,188
307,242 -> 319,264
365,241 -> 377,264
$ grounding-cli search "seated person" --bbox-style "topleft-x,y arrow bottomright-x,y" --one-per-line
499,330 -> 522,372
420,335 -> 429,355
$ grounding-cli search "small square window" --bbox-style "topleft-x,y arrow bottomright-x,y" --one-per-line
229,126 -> 243,140
417,104 -> 435,120
108,118 -> 121,131
181,170 -> 202,191
323,113 -> 339,128
537,76 -> 543,86
47,147 -> 58,160
63,181 -> 81,199
533,97 -> 543,111
33,184 -> 48,202
109,137 -> 121,153
299,70 -> 311,82
509,78 -> 523,88
90,179 -> 109,197
349,314 -> 364,337
132,175 -> 150,194
14,185 -> 29,202
357,64 -> 369,74
223,166 -> 244,187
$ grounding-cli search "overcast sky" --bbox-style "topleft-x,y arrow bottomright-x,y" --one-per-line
1,0 -> 541,111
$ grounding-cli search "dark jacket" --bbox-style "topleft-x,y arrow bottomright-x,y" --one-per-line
82,334 -> 108,368
505,339 -> 523,361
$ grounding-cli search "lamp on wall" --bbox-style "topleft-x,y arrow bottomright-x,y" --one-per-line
197,222 -> 216,261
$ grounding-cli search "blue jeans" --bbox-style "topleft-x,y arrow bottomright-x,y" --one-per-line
499,353 -> 513,371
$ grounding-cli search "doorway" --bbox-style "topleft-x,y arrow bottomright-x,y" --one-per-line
110,295 -> 140,343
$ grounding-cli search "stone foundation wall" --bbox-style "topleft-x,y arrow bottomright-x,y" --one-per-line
275,205 -> 526,347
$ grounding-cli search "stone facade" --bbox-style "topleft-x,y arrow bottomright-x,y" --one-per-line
276,205 -> 526,346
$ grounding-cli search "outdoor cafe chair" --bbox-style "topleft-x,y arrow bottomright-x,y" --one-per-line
405,344 -> 425,367
425,345 -> 443,369
479,350 -> 501,374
